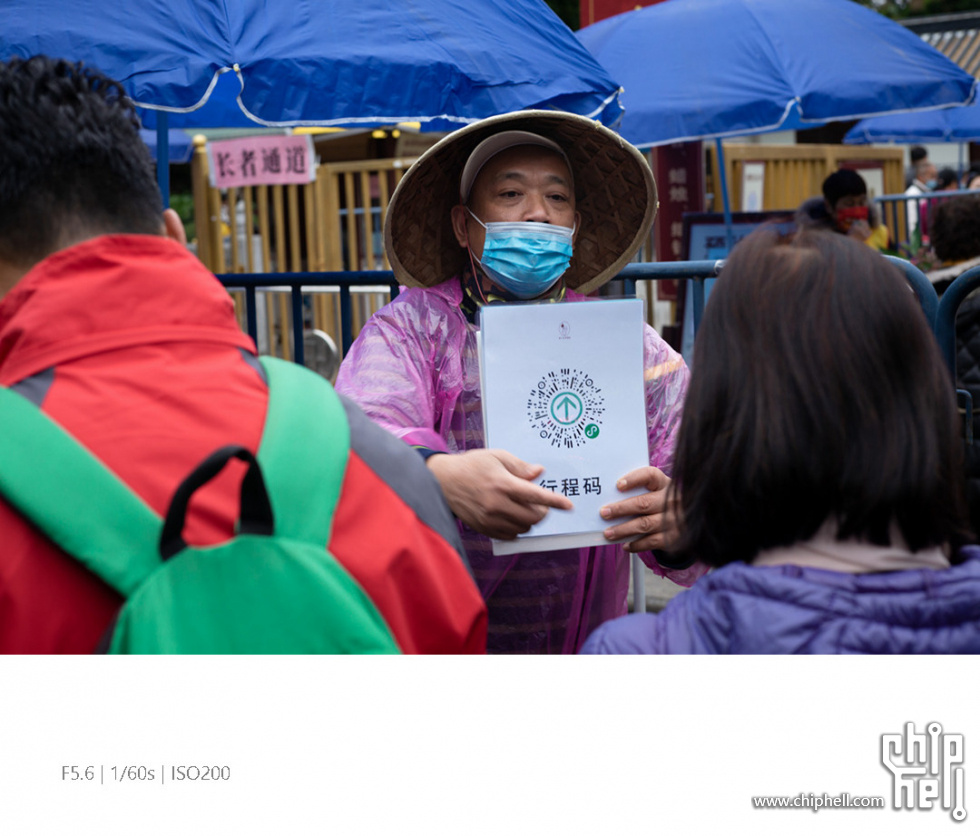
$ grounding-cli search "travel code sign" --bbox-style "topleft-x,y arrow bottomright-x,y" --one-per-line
527,367 -> 605,449
479,298 -> 649,553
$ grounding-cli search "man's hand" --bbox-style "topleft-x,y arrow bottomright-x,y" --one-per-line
599,466 -> 679,553
427,449 -> 573,539
846,219 -> 872,242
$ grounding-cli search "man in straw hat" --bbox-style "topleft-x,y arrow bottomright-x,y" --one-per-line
335,110 -> 704,653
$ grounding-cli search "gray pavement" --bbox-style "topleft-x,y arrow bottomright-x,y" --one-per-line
627,563 -> 688,613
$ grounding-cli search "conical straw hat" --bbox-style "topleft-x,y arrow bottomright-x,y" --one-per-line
384,110 -> 658,295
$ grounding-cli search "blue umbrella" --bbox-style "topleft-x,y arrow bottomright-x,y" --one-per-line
138,72 -> 265,131
577,0 -> 976,247
5,0 -> 622,128
4,0 -> 624,202
844,102 -> 980,143
577,0 -> 975,149
139,129 -> 194,164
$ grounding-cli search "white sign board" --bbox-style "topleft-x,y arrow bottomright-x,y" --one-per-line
478,299 -> 649,555
741,161 -> 766,211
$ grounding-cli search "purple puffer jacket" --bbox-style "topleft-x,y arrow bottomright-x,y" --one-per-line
580,546 -> 980,654
335,277 -> 705,654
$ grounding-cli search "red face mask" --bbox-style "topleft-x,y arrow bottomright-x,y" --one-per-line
836,205 -> 869,223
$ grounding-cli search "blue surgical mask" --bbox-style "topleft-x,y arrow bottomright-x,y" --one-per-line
925,179 -> 938,190
468,211 -> 574,299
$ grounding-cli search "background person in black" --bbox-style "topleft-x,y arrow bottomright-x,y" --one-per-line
795,169 -> 889,251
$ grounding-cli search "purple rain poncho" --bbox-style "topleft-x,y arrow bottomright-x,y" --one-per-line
580,547 -> 980,654
335,277 -> 706,653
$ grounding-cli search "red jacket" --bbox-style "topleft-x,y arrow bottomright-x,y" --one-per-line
0,235 -> 486,653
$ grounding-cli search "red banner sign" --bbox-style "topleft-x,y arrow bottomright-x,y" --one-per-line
652,142 -> 705,301
580,0 -> 668,28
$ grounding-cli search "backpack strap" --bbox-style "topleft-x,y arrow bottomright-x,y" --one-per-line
0,387 -> 161,596
255,356 -> 351,547
0,357 -> 350,593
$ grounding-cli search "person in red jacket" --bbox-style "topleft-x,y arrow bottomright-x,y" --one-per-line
0,54 -> 487,654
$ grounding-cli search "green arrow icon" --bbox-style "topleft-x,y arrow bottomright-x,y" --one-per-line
549,391 -> 583,425
556,396 -> 576,420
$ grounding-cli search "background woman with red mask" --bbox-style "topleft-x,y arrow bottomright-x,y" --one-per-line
795,168 -> 890,252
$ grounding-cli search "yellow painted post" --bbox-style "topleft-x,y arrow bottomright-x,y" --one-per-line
361,170 -> 374,270
257,185 -> 271,272
377,168 -> 391,270
344,172 -> 358,270
323,164 -> 343,271
210,184 -> 226,274
242,187 -> 254,272
227,186 -> 240,272
321,165 -> 342,347
304,182 -> 316,271
287,184 -> 301,272
272,185 -> 286,273
190,135 -> 213,269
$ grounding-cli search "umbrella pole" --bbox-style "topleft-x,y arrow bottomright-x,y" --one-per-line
715,138 -> 735,252
156,113 -> 170,208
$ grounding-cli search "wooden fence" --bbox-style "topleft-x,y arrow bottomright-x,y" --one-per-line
190,137 -> 912,370
707,143 -> 906,242
191,135 -> 416,365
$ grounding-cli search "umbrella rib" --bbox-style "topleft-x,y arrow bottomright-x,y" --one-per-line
133,68 -> 233,114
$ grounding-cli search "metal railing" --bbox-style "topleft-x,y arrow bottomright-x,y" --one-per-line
218,262 -> 720,620
884,256 -> 940,328
218,271 -> 400,367
875,188 -> 980,253
219,255 -> 974,614
619,260 -> 725,332
937,263 -> 980,375
936,264 -> 980,446
219,257 -> 951,369
218,261 -> 728,367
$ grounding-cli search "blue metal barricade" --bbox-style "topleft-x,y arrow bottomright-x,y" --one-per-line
219,257 -> 942,367
218,263 -> 721,617
218,271 -> 400,368
876,188 -> 980,254
218,261 -> 728,367
936,264 -> 980,446
884,256 -> 939,330
217,255 -> 957,612
619,260 -> 725,333
936,264 -> 980,376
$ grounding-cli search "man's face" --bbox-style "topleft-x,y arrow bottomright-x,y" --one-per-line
828,193 -> 868,232
833,193 -> 867,211
451,144 -> 579,258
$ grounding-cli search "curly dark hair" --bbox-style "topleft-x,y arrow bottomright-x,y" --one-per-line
670,228 -> 970,567
0,55 -> 162,266
930,195 -> 980,263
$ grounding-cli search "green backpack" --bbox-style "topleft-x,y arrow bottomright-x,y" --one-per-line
0,355 -> 399,654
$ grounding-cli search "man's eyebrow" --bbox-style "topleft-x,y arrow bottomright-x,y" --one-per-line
491,170 -> 571,187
